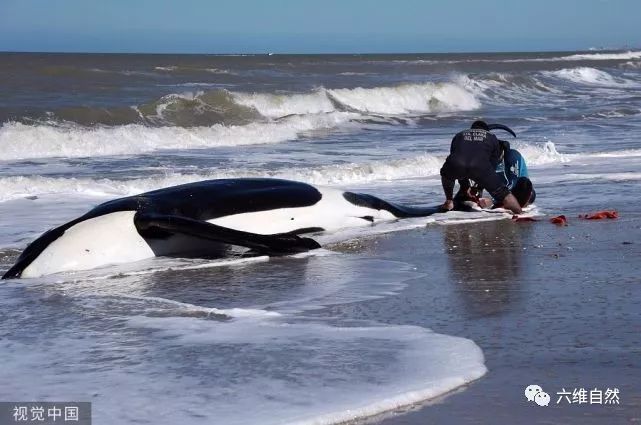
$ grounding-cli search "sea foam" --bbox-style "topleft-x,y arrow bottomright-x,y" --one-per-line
0,142 -> 569,202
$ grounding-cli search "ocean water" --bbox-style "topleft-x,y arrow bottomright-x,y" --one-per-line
1,50 -> 641,424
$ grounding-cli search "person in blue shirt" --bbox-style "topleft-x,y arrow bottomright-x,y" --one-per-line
475,141 -> 536,209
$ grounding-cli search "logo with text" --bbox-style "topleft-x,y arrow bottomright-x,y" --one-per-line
524,385 -> 620,407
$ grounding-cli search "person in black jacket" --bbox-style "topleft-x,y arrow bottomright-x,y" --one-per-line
440,120 -> 523,214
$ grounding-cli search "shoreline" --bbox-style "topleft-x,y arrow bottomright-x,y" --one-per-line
351,216 -> 641,424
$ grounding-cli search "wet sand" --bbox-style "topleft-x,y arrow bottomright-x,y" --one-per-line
357,215 -> 641,424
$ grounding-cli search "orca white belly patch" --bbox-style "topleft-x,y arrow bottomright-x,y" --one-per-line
22,211 -> 154,278
209,188 -> 396,234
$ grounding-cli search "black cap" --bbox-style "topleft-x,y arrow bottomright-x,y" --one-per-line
471,120 -> 489,131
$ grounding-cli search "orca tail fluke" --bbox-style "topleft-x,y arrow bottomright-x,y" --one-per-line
343,192 -> 442,218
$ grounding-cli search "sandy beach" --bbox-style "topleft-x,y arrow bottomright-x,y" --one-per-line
357,215 -> 641,424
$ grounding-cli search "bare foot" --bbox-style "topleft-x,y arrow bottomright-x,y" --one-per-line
441,200 -> 454,211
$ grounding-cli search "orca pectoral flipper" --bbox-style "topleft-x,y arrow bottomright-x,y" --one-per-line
134,213 -> 320,256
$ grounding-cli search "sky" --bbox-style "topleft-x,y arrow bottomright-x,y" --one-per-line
1,0 -> 640,54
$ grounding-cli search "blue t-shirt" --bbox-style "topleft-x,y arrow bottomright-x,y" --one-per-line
496,149 -> 528,190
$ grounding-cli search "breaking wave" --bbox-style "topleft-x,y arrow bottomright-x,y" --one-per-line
1,81 -> 483,160
458,73 -> 560,105
7,82 -> 481,128
0,155 -> 445,201
0,113 -> 356,160
232,82 -> 480,117
134,90 -> 260,126
543,67 -> 626,86
621,61 -> 641,69
459,66 -> 641,107
516,141 -> 567,165
328,83 -> 480,115
232,90 -> 335,117
0,142 -> 569,201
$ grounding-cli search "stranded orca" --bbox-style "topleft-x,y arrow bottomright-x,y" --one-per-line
3,178 -> 443,279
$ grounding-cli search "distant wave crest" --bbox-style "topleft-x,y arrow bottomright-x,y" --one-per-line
557,50 -> 641,61
1,81 -> 482,160
543,67 -> 625,86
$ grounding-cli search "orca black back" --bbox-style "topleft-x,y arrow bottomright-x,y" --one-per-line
2,179 -> 322,279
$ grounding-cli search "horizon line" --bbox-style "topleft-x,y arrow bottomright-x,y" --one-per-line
1,47 -> 639,56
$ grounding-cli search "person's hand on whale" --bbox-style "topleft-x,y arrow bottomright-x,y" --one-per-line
477,197 -> 493,209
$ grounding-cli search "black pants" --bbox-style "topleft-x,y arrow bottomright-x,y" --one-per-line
511,177 -> 536,207
441,155 -> 510,202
